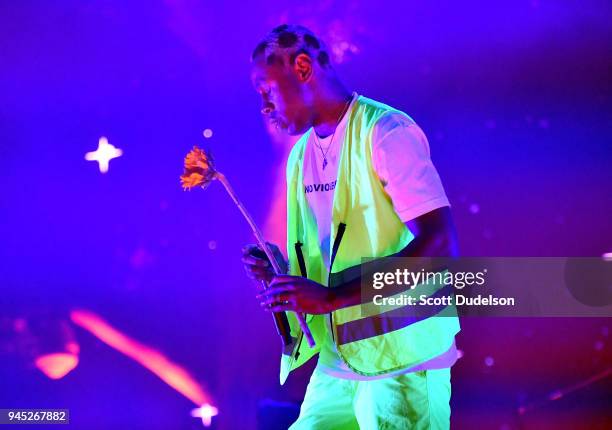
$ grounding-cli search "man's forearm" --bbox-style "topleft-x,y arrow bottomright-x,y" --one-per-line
330,228 -> 457,310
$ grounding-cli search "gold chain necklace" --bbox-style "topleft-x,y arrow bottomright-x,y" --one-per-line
313,95 -> 352,170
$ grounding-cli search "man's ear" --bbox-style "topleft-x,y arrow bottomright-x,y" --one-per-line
293,52 -> 313,82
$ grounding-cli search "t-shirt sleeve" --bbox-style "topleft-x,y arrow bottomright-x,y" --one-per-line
371,113 -> 450,223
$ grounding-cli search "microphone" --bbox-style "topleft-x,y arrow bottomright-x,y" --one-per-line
260,280 -> 294,347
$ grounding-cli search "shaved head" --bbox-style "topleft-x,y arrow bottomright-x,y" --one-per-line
251,24 -> 331,69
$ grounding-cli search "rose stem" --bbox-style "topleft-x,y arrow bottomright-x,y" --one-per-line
214,172 -> 316,348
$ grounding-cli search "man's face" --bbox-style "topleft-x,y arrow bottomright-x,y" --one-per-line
251,57 -> 312,136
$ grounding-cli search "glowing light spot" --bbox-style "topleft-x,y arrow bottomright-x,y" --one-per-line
602,252 -> 612,262
484,356 -> 495,367
35,352 -> 79,379
329,36 -> 359,64
13,318 -> 26,332
191,404 -> 219,427
130,247 -> 154,269
202,129 -> 213,139
594,340 -> 604,351
208,240 -> 217,250
85,137 -> 123,173
469,203 -> 480,214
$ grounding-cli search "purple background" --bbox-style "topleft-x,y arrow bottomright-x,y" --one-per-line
1,1 -> 611,429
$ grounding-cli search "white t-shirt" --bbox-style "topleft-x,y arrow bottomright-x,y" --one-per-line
303,93 -> 458,380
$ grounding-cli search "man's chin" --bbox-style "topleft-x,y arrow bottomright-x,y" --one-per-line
286,123 -> 310,136
269,119 -> 308,136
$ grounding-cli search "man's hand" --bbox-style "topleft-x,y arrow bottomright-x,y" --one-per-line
257,275 -> 336,314
241,242 -> 288,283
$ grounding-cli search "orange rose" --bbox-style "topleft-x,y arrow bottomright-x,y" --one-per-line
180,146 -> 216,190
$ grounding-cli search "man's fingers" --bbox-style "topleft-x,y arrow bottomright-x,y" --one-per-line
242,244 -> 268,259
244,266 -> 272,282
257,286 -> 297,307
259,294 -> 292,307
263,302 -> 296,312
254,272 -> 300,312
260,295 -> 296,312
242,244 -> 260,253
241,254 -> 269,267
256,284 -> 296,299
259,288 -> 291,304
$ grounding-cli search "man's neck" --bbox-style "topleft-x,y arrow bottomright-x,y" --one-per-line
311,84 -> 353,138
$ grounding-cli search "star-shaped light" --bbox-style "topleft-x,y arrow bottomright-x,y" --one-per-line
85,136 -> 123,173
191,404 -> 219,427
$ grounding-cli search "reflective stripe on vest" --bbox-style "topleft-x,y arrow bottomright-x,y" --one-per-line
335,284 -> 454,345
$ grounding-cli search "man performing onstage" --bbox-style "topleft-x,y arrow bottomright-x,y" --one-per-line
243,24 -> 460,430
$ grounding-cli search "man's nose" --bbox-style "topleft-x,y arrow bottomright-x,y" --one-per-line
261,102 -> 274,116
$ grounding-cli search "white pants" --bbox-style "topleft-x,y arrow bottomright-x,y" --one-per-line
289,366 -> 451,430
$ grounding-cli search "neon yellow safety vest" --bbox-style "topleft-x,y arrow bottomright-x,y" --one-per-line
281,95 -> 460,383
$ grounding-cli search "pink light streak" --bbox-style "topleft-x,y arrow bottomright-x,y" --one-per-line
70,309 -> 217,426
